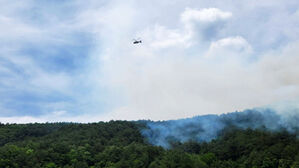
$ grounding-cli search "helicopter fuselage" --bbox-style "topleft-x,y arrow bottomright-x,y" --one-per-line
133,40 -> 142,44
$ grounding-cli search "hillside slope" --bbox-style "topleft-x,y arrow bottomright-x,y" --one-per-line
0,113 -> 299,168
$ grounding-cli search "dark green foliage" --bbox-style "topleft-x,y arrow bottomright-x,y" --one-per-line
174,128 -> 299,168
0,121 -> 298,167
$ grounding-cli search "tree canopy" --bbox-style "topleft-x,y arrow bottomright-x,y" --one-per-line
0,121 -> 298,168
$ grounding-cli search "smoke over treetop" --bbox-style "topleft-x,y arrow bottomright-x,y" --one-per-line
141,108 -> 299,148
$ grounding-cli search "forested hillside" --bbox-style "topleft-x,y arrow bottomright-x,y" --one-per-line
0,120 -> 298,168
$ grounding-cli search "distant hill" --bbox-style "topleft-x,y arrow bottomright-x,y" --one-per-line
0,110 -> 298,167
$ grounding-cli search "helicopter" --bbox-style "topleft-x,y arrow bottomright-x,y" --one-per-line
133,38 -> 142,44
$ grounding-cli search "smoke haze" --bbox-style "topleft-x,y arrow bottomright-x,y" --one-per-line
141,107 -> 299,148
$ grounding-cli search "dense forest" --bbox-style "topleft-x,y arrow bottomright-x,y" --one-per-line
0,119 -> 298,168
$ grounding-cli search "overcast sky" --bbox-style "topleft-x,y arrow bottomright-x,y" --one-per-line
0,0 -> 299,123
